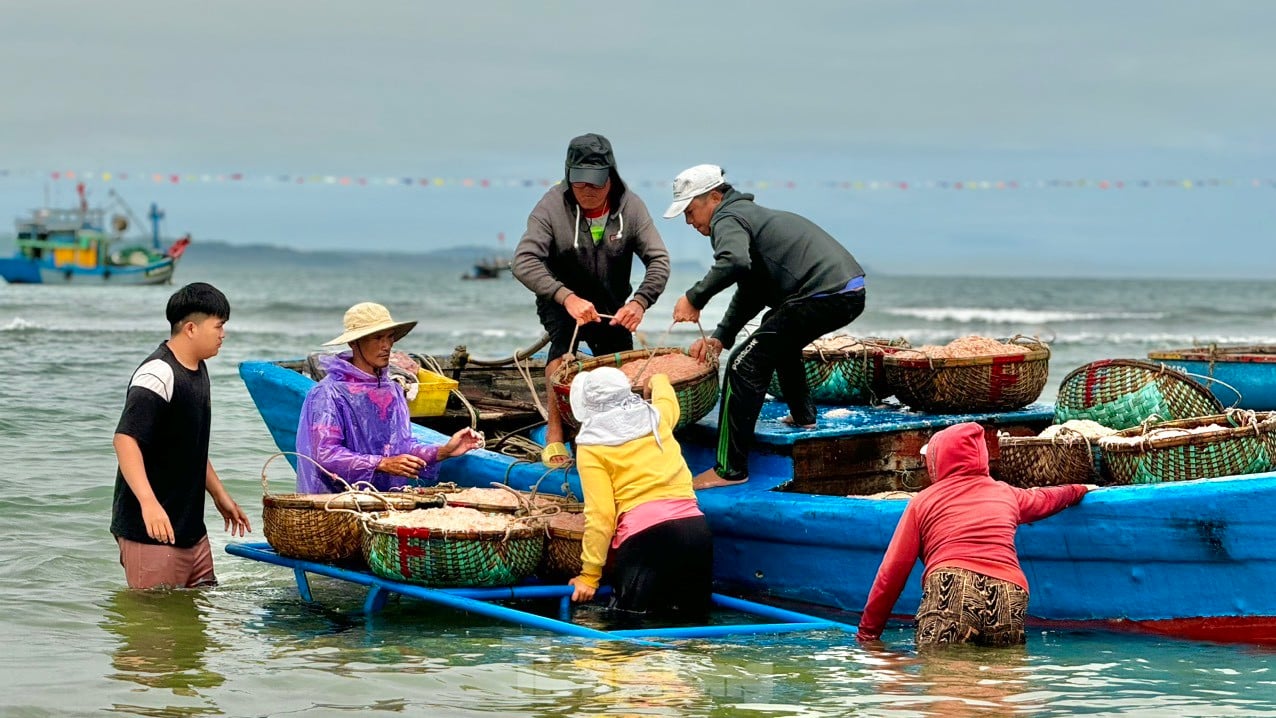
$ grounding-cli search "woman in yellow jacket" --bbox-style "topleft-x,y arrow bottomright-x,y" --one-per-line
566,366 -> 713,617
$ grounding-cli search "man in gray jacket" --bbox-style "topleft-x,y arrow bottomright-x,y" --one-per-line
666,164 -> 866,489
513,133 -> 670,466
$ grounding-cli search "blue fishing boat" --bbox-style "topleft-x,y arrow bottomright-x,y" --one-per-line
0,184 -> 189,285
239,357 -> 1276,646
1149,346 -> 1276,411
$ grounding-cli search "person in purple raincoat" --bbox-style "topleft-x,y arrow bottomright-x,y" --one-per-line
295,302 -> 483,493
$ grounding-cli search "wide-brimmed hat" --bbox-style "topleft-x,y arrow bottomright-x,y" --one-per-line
565,133 -> 616,186
323,302 -> 417,346
662,164 -> 726,218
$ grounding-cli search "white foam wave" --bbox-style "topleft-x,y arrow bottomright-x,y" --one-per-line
882,307 -> 1165,324
1,317 -> 40,331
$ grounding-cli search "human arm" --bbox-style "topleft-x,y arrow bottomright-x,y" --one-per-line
649,374 -> 680,430
712,286 -> 768,350
206,461 -> 251,536
435,427 -> 484,460
1016,484 -> 1089,524
301,390 -> 384,487
857,504 -> 922,641
683,217 -> 752,309
512,198 -> 572,304
113,433 -> 174,544
572,448 -> 618,599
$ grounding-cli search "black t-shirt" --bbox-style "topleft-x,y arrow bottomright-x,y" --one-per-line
110,342 -> 212,547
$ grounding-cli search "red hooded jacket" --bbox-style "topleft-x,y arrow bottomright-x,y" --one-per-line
857,422 -> 1088,641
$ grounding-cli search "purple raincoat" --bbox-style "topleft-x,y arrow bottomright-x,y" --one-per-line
295,353 -> 441,492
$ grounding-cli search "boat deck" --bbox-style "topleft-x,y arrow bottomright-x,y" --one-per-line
226,542 -> 857,646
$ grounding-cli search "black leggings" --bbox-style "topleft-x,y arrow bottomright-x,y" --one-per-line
715,290 -> 866,479
609,515 -> 713,619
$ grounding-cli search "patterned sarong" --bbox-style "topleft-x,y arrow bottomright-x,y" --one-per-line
915,567 -> 1028,648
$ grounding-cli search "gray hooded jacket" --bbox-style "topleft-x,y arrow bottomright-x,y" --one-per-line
513,176 -> 670,313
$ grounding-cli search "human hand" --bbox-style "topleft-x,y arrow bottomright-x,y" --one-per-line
443,428 -> 485,459
141,498 -> 175,544
215,494 -> 252,536
568,576 -> 596,603
689,337 -> 724,363
610,300 -> 645,332
564,294 -> 600,325
672,295 -> 701,324
378,454 -> 427,478
1083,484 -> 1101,492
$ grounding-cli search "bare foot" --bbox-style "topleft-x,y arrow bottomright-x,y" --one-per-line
692,468 -> 749,490
779,415 -> 816,430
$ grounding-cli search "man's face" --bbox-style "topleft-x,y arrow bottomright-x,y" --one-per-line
570,177 -> 611,214
189,315 -> 226,360
352,329 -> 396,370
683,193 -> 719,236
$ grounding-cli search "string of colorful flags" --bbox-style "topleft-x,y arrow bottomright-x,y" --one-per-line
1,169 -> 1273,191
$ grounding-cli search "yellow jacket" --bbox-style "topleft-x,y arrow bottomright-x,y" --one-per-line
574,374 -> 697,588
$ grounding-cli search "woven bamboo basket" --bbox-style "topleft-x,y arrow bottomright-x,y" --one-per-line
1055,359 -> 1223,430
442,486 -> 581,515
1099,411 -> 1276,485
881,337 -> 1051,413
535,510 -> 587,581
360,509 -> 545,587
768,337 -> 911,405
260,452 -> 424,563
996,429 -> 1100,488
551,348 -> 719,431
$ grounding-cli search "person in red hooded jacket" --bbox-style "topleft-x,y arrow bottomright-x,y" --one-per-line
857,422 -> 1095,647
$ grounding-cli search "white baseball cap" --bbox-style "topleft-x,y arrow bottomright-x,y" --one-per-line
662,164 -> 726,218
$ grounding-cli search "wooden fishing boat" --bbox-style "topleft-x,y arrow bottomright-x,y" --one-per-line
240,355 -> 1276,646
1149,345 -> 1276,411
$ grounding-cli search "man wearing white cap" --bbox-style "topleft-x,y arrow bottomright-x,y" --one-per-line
295,302 -> 484,493
664,165 -> 867,489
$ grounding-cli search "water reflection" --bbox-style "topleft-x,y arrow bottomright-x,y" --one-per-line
569,645 -> 707,715
102,589 -> 225,699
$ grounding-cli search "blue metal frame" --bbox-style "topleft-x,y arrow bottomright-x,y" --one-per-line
226,542 -> 855,646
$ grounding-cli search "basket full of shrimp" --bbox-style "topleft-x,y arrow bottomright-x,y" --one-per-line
882,335 -> 1051,413
1097,410 -> 1276,485
551,348 -> 719,431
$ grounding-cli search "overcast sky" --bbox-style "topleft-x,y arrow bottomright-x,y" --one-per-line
2,0 -> 1273,276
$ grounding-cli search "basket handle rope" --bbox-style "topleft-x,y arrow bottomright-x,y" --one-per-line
321,486 -> 402,518
261,450 -> 358,497
1163,366 -> 1244,409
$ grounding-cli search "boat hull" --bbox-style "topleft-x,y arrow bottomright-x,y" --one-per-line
239,359 -> 1276,645
0,256 -> 176,285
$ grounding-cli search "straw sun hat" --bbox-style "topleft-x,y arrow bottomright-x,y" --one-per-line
323,302 -> 418,346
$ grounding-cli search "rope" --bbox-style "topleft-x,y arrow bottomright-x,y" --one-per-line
463,333 -> 551,367
417,354 -> 480,429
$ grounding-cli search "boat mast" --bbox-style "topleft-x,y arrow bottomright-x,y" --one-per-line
148,203 -> 164,250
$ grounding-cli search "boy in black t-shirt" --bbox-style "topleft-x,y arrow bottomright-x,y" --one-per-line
111,282 -> 251,589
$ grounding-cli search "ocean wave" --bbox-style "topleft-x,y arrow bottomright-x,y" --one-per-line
1,317 -> 40,331
859,327 -> 1276,347
881,307 -> 1165,324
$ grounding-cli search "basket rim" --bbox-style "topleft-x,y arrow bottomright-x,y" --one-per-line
1149,345 -> 1276,364
884,347 -> 1049,369
262,492 -> 418,510
998,433 -> 1095,447
1100,412 -> 1276,453
799,336 -> 911,361
364,513 -> 544,540
552,347 -> 716,390
1057,358 -> 1224,411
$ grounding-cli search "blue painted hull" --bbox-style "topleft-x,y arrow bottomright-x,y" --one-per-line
0,256 -> 175,285
239,360 -> 1276,644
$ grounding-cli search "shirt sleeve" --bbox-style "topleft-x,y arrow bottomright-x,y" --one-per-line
650,374 -> 680,430
1016,484 -> 1088,524
115,386 -> 167,446
858,503 -> 922,640
627,199 -> 671,309
576,447 -> 617,589
712,285 -> 769,349
301,387 -> 381,488
684,217 -> 752,309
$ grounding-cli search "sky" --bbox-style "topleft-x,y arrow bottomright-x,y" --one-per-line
2,0 -> 1274,278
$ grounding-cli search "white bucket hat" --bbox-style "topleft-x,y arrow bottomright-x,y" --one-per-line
662,164 -> 726,218
323,302 -> 418,346
570,367 -> 663,448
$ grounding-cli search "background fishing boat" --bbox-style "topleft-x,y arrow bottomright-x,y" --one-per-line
1149,345 -> 1276,411
239,355 -> 1276,647
0,184 -> 189,285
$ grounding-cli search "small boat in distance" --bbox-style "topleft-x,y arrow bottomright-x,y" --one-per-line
462,255 -> 512,280
0,183 -> 190,285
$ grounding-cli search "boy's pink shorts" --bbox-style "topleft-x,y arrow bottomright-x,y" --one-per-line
117,535 -> 217,589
